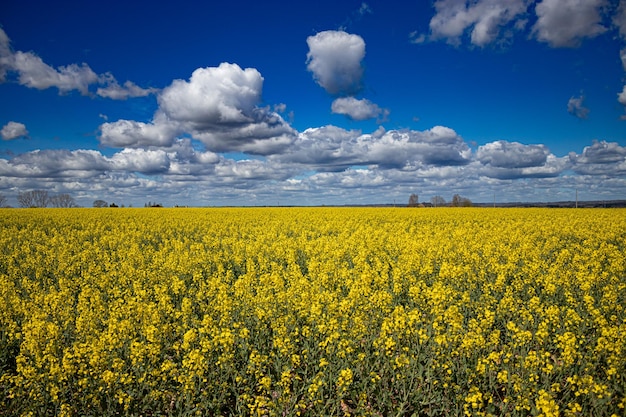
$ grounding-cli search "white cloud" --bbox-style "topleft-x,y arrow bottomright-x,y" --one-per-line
159,63 -> 262,126
473,140 -> 571,180
99,117 -> 178,148
428,0 -> 531,46
190,117 -> 296,155
214,158 -> 293,182
532,0 -> 608,47
0,28 -> 156,98
567,95 -> 590,119
477,140 -> 551,168
109,148 -> 171,174
571,140 -> 626,164
331,97 -> 389,121
275,125 -> 471,171
0,149 -> 108,177
306,31 -> 365,95
96,76 -> 159,100
569,140 -> 626,174
11,51 -> 99,95
101,63 -> 297,155
1,121 -> 28,140
0,141 -> 221,180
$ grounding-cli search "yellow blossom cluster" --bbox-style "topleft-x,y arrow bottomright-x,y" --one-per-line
0,207 -> 625,416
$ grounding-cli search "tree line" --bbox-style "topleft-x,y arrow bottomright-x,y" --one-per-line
408,193 -> 472,207
0,191 -> 159,208
0,190 -> 80,208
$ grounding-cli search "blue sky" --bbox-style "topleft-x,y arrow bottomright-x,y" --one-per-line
1,0 -> 625,207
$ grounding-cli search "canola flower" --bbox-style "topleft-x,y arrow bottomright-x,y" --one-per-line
0,207 -> 625,416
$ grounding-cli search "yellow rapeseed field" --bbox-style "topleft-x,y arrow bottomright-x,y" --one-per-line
0,207 -> 625,416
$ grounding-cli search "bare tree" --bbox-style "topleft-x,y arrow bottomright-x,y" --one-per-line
451,194 -> 472,207
408,193 -> 419,207
0,193 -> 7,208
33,190 -> 49,207
17,192 -> 33,208
18,190 -> 49,208
50,193 -> 78,208
431,195 -> 446,207
93,199 -> 108,208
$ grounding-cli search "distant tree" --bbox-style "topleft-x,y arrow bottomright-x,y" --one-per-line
18,190 -> 49,208
0,193 -> 7,208
408,193 -> 419,207
93,199 -> 108,208
17,192 -> 32,208
109,203 -> 118,208
33,190 -> 49,207
451,194 -> 472,207
50,193 -> 78,208
431,195 -> 446,207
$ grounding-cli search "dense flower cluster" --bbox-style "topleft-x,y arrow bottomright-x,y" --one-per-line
0,207 -> 625,416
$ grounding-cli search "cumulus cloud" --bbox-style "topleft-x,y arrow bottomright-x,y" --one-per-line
477,140 -> 551,168
159,63 -> 297,155
428,0 -> 531,46
331,97 -> 389,121
567,95 -> 590,119
189,116 -> 296,156
99,117 -> 178,148
100,63 -> 297,155
569,140 -> 626,175
306,31 -> 365,95
1,121 -> 28,140
532,0 -> 608,47
0,28 -> 155,98
0,149 -> 108,177
275,125 -> 471,171
109,148 -> 171,174
158,64 -> 263,126
214,158 -> 293,182
474,140 -> 570,180
0,140 -> 224,180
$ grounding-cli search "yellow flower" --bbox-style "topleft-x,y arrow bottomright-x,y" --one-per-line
536,389 -> 559,417
337,368 -> 353,391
